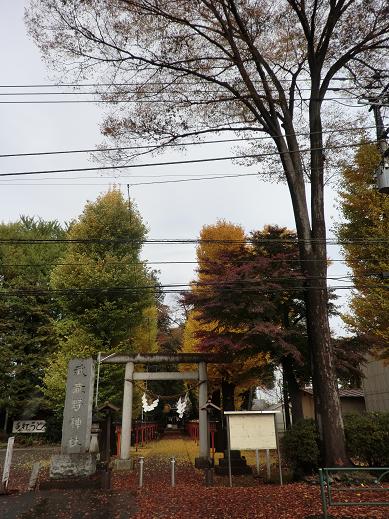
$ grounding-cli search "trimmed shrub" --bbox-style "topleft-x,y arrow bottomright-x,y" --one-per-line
282,419 -> 320,477
344,412 -> 389,466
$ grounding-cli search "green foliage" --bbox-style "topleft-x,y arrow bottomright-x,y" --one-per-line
44,414 -> 63,444
44,189 -> 158,411
344,412 -> 389,466
282,419 -> 320,476
50,189 -> 154,346
283,413 -> 389,476
0,217 -> 65,421
337,142 -> 389,356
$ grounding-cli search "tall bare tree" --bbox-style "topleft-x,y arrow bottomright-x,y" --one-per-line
26,0 -> 389,465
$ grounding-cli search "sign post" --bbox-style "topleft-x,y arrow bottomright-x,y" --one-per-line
226,415 -> 232,487
1,437 -> 15,492
224,411 -> 282,487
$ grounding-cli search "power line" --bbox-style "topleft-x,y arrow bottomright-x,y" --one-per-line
0,88 -> 380,96
0,96 -> 370,105
0,126 -> 378,159
0,237 -> 388,245
0,77 -> 387,88
0,257 -> 389,268
1,257 -> 386,268
0,284 -> 384,298
0,172 -> 316,187
0,141 -> 377,178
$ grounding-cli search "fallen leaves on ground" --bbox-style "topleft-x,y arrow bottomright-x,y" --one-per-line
2,438 -> 388,518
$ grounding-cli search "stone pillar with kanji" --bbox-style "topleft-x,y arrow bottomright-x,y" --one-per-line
50,358 -> 96,479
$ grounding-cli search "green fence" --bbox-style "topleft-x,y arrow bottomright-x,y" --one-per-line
319,467 -> 389,519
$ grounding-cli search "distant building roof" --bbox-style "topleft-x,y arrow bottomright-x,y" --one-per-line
301,388 -> 364,398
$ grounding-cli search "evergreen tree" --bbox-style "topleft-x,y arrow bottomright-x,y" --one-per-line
0,217 -> 65,427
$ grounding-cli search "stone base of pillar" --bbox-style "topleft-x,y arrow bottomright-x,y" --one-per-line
49,453 -> 96,479
214,450 -> 252,475
113,458 -> 134,471
194,456 -> 212,469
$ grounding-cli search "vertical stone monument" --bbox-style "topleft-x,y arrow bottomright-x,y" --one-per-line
50,358 -> 96,479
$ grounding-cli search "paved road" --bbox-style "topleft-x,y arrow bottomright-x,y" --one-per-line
0,490 -> 137,519
0,446 -> 137,518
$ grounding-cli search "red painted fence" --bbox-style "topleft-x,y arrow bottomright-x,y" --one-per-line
115,422 -> 158,455
185,420 -> 218,460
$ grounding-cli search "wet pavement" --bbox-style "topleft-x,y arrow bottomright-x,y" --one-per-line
0,489 -> 137,519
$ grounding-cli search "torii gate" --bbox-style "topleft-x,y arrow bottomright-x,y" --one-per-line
101,352 -> 227,467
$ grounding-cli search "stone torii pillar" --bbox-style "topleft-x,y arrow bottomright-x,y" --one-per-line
120,361 -> 134,461
197,361 -> 210,463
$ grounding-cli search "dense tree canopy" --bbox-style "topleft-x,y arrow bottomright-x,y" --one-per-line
337,142 -> 389,359
0,217 -> 65,423
44,189 -> 158,410
182,220 -> 271,410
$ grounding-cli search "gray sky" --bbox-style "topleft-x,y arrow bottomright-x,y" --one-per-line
1,0 -> 369,334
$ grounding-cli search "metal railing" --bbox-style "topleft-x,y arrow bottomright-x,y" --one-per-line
319,467 -> 389,519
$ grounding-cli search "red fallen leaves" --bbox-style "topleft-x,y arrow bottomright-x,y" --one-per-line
110,459 -> 389,519
2,447 -> 388,518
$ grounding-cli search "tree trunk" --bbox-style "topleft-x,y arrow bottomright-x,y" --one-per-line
282,357 -> 303,425
211,389 -> 221,409
281,367 -> 292,429
304,265 -> 348,465
221,379 -> 235,411
299,92 -> 348,466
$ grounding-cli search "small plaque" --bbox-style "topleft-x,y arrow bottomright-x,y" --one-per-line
12,420 -> 46,434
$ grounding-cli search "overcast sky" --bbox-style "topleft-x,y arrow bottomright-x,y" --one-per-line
1,0 -> 373,334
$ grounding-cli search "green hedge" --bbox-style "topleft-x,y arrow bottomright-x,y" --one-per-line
282,419 -> 320,477
282,413 -> 389,477
344,412 -> 389,466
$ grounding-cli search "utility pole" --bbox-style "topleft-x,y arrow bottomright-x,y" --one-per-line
367,83 -> 389,193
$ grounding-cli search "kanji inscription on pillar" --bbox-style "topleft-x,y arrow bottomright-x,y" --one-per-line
61,358 -> 95,454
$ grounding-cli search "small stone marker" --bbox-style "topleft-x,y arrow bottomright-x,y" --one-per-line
1,437 -> 15,492
28,462 -> 40,491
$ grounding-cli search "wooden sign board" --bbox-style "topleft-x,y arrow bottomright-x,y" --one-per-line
12,420 -> 46,433
225,411 -> 278,450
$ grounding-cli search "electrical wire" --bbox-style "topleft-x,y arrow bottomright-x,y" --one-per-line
0,237 -> 388,245
0,77 -> 387,88
0,267 -> 384,281
0,126 -> 378,159
0,140 -> 378,178
0,284 -> 385,298
0,172 -> 301,187
1,257 -> 386,267
0,88 -> 381,96
0,96 -> 373,105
